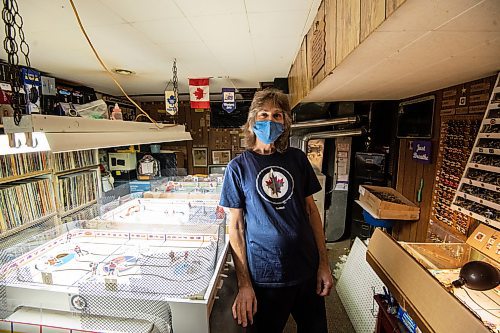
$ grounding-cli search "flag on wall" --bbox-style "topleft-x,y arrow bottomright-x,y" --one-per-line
189,78 -> 210,109
165,90 -> 177,115
222,87 -> 236,113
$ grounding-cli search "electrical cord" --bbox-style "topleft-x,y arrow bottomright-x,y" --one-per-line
68,0 -> 176,129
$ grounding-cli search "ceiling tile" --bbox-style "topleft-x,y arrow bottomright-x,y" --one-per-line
100,0 -> 184,22
245,0 -> 318,13
248,11 -> 306,38
174,0 -> 246,17
132,19 -> 202,44
188,14 -> 250,42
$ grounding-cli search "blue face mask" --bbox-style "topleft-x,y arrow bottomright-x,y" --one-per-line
253,120 -> 284,144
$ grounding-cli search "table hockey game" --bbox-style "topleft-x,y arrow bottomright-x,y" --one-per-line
99,198 -> 224,226
0,220 -> 228,333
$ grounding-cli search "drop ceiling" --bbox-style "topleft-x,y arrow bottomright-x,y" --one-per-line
1,0 -> 321,97
1,0 -> 499,102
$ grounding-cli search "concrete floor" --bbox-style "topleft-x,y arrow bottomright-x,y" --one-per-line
209,239 -> 355,333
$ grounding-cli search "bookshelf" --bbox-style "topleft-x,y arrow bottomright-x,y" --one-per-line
51,149 -> 101,221
0,151 -> 57,238
0,149 -> 101,240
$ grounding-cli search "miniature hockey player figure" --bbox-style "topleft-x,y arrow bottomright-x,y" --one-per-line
169,250 -> 176,262
66,233 -> 72,243
74,245 -> 82,256
108,261 -> 117,276
89,262 -> 98,275
184,251 -> 189,261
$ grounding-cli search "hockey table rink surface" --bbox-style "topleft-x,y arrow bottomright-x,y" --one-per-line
0,225 -> 230,333
99,197 -> 223,225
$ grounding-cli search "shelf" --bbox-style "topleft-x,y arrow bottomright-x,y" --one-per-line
473,147 -> 500,155
482,118 -> 500,125
477,133 -> 500,139
0,212 -> 57,240
451,204 -> 500,230
488,102 -> 500,109
54,165 -> 99,176
467,162 -> 500,173
59,200 -> 98,218
0,169 -> 52,185
451,72 -> 500,228
461,177 -> 500,193
455,191 -> 500,211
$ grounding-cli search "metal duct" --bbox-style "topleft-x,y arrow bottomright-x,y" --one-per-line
291,116 -> 358,130
299,128 -> 365,152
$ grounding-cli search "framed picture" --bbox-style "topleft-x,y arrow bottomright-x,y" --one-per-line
212,150 -> 231,165
208,164 -> 227,175
192,147 -> 208,167
239,136 -> 246,148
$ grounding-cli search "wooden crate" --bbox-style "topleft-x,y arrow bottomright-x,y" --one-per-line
359,185 -> 420,220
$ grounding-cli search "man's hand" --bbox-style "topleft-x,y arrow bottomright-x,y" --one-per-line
232,285 -> 257,327
316,263 -> 333,296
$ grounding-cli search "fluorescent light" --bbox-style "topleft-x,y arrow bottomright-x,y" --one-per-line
2,115 -> 192,154
0,132 -> 51,155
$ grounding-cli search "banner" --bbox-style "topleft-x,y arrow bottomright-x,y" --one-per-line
165,90 -> 177,115
222,88 -> 236,113
189,78 -> 210,109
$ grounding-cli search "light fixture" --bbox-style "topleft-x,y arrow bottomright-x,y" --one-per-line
0,132 -> 50,155
113,69 -> 135,75
1,114 -> 192,155
452,261 -> 500,291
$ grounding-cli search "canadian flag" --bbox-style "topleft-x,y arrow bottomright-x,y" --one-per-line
189,78 -> 210,109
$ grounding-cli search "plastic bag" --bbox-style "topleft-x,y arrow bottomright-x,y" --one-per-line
57,99 -> 108,119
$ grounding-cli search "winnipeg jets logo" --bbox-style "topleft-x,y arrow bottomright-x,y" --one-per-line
256,166 -> 294,205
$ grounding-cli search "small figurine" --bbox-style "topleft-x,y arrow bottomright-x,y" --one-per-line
108,262 -> 117,276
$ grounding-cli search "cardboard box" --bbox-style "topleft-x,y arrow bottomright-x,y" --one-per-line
359,185 -> 420,220
367,227 -> 497,333
467,223 -> 500,262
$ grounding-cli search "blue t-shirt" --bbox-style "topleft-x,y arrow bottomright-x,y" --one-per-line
219,147 -> 322,287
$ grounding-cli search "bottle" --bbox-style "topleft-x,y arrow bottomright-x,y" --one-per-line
111,103 -> 123,120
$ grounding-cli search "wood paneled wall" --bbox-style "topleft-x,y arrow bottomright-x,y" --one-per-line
288,0 -> 408,107
336,0 -> 360,65
360,0 -> 385,42
139,101 -> 244,175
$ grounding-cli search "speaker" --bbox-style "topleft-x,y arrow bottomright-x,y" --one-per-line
273,77 -> 289,94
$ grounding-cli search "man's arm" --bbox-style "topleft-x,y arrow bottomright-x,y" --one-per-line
228,207 -> 257,327
305,195 -> 333,296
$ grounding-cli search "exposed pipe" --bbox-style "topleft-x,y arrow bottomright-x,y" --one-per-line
299,128 -> 365,152
291,116 -> 358,130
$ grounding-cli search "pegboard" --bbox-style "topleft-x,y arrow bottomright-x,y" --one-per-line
336,238 -> 386,333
